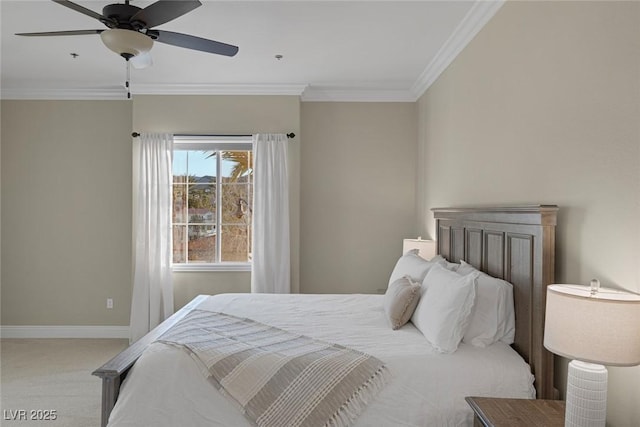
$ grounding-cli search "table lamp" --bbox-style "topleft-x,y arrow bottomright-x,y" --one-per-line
402,237 -> 436,260
544,280 -> 640,427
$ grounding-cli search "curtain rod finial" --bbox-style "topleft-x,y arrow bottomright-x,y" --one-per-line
132,132 -> 140,137
287,133 -> 295,139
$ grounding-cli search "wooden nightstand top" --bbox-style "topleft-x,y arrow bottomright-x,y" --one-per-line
465,397 -> 565,427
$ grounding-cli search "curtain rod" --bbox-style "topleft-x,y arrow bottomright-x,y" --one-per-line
132,132 -> 295,139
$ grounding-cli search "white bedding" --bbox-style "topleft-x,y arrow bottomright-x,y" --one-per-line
109,293 -> 535,427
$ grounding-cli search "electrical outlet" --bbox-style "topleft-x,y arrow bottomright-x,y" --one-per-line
107,298 -> 114,309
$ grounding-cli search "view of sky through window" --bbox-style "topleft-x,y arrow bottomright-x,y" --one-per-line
173,150 -> 244,178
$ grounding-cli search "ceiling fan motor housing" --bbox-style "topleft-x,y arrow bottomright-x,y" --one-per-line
101,3 -> 145,30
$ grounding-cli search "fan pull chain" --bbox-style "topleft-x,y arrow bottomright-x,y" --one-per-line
125,60 -> 131,99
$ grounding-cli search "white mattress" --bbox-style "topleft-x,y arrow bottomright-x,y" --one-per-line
108,293 -> 535,427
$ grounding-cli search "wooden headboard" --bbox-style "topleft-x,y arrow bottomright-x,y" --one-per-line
432,205 -> 558,400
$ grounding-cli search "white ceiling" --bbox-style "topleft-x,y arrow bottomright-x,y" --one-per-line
0,1 -> 503,101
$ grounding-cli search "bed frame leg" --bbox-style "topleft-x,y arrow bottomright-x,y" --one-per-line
99,374 -> 121,427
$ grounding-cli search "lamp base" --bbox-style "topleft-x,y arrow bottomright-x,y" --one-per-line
565,360 -> 607,427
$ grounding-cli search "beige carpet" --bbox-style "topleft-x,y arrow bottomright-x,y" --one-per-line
1,339 -> 128,427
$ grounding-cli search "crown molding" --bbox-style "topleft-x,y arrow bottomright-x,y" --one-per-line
1,84 -> 308,100
1,87 -> 127,100
300,87 -> 416,102
2,84 -> 410,102
410,0 -> 505,99
131,83 -> 308,96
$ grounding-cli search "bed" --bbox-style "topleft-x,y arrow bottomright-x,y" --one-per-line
93,205 -> 558,427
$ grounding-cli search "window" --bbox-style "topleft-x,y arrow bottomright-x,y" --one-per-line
172,137 -> 253,270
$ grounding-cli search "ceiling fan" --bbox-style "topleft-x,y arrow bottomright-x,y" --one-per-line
15,0 -> 239,69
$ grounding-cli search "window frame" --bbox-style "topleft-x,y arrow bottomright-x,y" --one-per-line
171,136 -> 253,272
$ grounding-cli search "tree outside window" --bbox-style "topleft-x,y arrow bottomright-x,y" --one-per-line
172,139 -> 253,268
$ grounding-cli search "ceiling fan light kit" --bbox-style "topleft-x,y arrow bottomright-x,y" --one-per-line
100,29 -> 153,60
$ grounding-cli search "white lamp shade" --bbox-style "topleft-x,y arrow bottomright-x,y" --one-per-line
100,29 -> 153,57
402,238 -> 436,260
544,284 -> 640,366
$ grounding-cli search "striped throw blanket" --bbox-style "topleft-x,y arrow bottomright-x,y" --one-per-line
158,310 -> 387,427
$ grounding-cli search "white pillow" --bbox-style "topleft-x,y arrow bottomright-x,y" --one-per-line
457,260 -> 516,346
430,254 -> 461,272
388,249 -> 443,288
411,264 -> 478,353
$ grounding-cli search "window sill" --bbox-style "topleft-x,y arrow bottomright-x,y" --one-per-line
172,263 -> 251,273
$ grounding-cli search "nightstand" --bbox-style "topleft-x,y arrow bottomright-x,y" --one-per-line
465,397 -> 565,427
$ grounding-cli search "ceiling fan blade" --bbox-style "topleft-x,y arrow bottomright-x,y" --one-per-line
132,1 -> 201,29
152,30 -> 238,57
130,51 -> 153,69
16,29 -> 104,37
52,0 -> 105,22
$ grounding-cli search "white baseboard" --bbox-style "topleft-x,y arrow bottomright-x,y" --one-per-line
0,325 -> 130,339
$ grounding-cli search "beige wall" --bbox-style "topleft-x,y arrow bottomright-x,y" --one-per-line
0,95 -> 301,323
132,95 -> 301,307
1,100 -> 133,325
300,102 -> 418,294
417,1 -> 640,425
1,97 -> 418,322
2,96 -> 417,325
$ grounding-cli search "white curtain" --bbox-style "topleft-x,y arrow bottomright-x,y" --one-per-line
251,134 -> 290,293
130,133 -> 174,342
